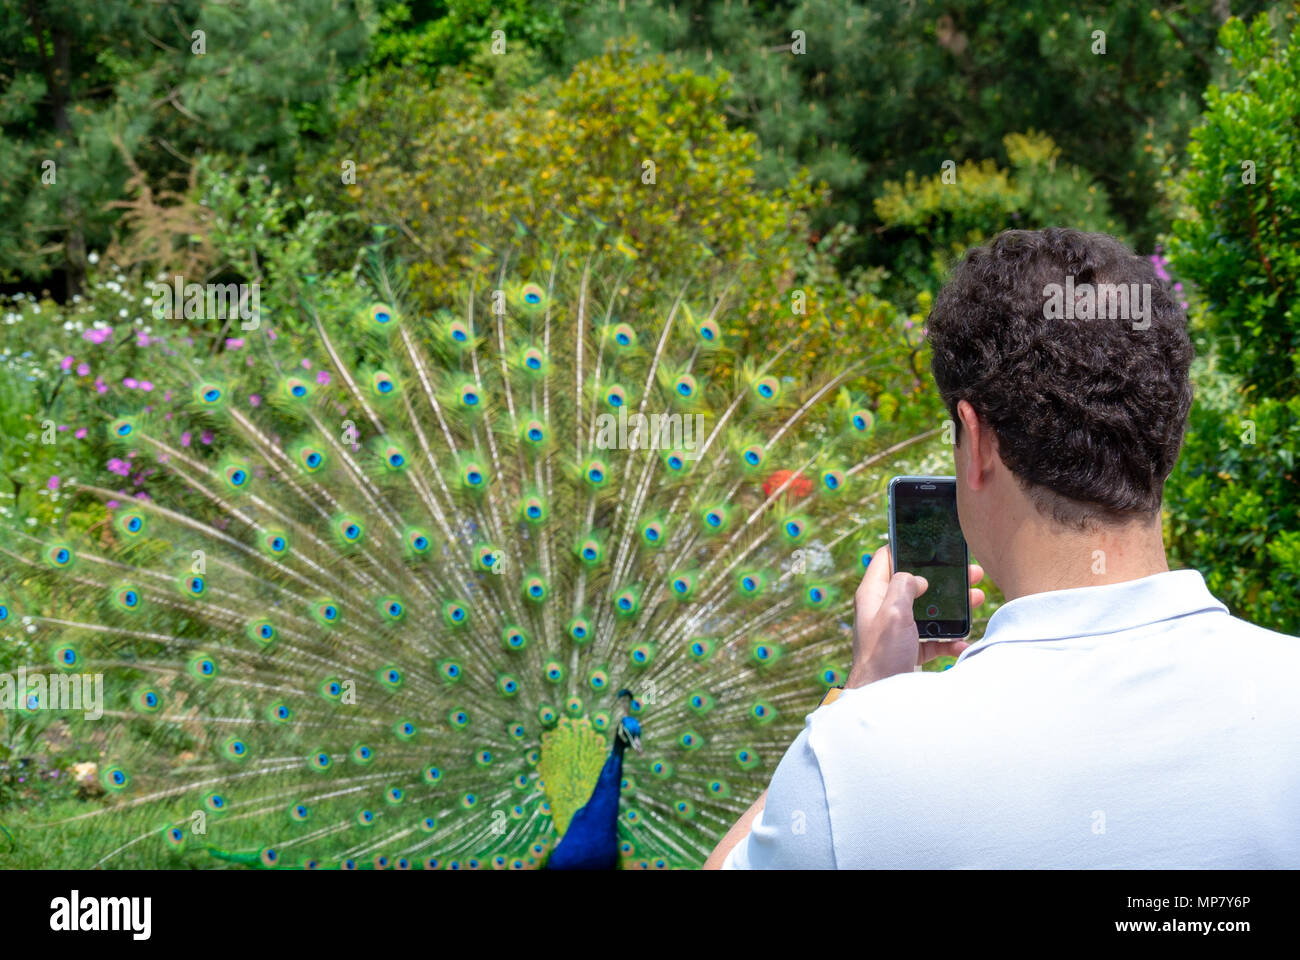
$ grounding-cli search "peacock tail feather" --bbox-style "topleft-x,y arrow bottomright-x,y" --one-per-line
0,228 -> 936,869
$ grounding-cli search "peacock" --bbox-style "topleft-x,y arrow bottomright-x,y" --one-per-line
0,223 -> 938,869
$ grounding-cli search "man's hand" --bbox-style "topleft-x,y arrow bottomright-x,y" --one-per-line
845,545 -> 985,688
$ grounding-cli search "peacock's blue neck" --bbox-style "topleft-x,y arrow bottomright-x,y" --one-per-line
545,733 -> 629,870
581,734 -> 628,824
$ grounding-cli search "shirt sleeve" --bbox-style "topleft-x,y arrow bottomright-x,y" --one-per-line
720,722 -> 836,869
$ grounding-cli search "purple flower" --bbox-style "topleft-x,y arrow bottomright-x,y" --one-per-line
181,431 -> 192,447
316,371 -> 331,385
76,362 -> 89,376
107,499 -> 119,509
61,355 -> 74,371
201,430 -> 214,445
136,332 -> 151,347
140,380 -> 154,392
75,428 -> 86,439
47,475 -> 60,491
124,377 -> 138,389
94,378 -> 108,394
249,394 -> 261,407
107,458 -> 130,477
83,327 -> 113,344
301,358 -> 311,369
226,338 -> 245,349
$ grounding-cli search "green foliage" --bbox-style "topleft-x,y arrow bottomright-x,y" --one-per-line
1169,12 -> 1300,399
312,44 -> 920,382
874,131 -> 1120,300
561,0 -> 1259,269
0,0 -> 373,290
1167,373 -> 1300,634
368,0 -> 574,83
1165,11 -> 1300,635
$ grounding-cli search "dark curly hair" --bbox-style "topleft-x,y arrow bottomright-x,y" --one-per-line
927,228 -> 1193,528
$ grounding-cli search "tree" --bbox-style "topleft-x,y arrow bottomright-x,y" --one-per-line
0,0 -> 373,295
1165,11 -> 1300,635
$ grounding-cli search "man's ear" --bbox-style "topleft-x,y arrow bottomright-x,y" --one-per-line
956,399 -> 993,492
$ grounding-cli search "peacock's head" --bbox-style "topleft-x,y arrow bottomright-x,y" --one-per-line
617,716 -> 643,753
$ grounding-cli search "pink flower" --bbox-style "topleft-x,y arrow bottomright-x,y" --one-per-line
94,378 -> 107,394
249,394 -> 261,407
301,358 -> 311,369
47,475 -> 60,491
57,424 -> 68,432
107,500 -> 119,509
75,428 -> 86,439
60,356 -> 74,371
201,430 -> 214,444
181,431 -> 192,447
164,390 -> 172,402
76,362 -> 89,376
140,380 -> 154,392
83,327 -> 113,344
226,338 -> 245,349
124,377 -> 138,389
136,332 -> 150,347
316,371 -> 331,385
267,330 -> 278,341
107,458 -> 130,477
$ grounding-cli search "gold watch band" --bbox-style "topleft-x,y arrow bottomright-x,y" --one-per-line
819,684 -> 846,707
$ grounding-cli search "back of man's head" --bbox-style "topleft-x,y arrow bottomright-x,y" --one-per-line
927,228 -> 1194,529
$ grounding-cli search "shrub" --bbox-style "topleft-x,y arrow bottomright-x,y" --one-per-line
1165,13 -> 1300,635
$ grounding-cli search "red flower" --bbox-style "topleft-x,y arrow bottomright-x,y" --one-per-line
763,469 -> 812,501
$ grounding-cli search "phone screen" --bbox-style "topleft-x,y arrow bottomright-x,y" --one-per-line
889,477 -> 970,637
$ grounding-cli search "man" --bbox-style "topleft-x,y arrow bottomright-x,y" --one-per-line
706,228 -> 1299,869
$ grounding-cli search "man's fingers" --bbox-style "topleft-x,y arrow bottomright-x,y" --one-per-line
917,639 -> 970,664
880,571 -> 927,629
969,563 -> 984,587
854,544 -> 894,620
969,587 -> 986,609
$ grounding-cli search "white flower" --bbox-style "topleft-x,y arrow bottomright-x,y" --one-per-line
88,251 -> 100,265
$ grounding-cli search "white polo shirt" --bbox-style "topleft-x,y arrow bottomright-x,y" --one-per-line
723,569 -> 1300,868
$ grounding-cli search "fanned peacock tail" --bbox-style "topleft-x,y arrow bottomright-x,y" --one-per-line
0,227 -> 936,869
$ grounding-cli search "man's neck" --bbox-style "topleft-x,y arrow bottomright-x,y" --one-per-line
991,512 -> 1169,603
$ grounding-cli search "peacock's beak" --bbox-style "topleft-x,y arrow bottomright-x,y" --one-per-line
631,735 -> 643,753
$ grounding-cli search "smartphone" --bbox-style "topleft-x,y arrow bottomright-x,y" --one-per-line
887,475 -> 970,638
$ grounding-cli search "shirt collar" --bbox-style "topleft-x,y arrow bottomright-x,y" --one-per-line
955,569 -> 1227,664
